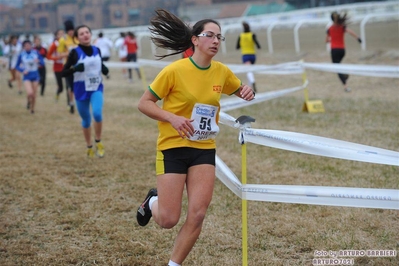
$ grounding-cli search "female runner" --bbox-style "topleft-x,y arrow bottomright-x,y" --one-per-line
62,25 -> 109,158
136,9 -> 255,266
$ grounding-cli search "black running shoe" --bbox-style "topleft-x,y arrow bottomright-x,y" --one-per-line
137,188 -> 157,226
70,105 -> 74,114
8,80 -> 12,88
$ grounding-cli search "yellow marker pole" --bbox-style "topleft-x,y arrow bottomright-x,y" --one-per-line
242,142 -> 248,266
236,116 -> 255,266
302,68 -> 309,102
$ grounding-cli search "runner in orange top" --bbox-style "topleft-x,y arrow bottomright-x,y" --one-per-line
46,29 -> 68,101
326,12 -> 361,92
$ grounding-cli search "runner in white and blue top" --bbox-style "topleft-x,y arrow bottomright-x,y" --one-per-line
15,40 -> 45,114
62,25 -> 109,158
15,41 -> 45,82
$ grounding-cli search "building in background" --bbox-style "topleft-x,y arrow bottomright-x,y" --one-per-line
0,0 -> 391,36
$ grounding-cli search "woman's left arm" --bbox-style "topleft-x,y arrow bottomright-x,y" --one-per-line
234,84 -> 255,101
61,50 -> 78,77
346,28 -> 362,43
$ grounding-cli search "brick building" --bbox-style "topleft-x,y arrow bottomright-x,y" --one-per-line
0,0 -> 213,36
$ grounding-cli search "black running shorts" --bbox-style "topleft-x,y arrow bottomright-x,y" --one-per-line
156,147 -> 216,175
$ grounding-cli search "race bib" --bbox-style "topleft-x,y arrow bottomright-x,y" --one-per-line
189,103 -> 219,141
84,59 -> 102,91
25,58 -> 38,72
85,72 -> 101,91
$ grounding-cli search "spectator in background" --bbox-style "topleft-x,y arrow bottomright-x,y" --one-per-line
124,31 -> 141,83
15,40 -> 45,114
236,21 -> 261,92
47,29 -> 68,102
94,32 -> 113,79
33,35 -> 48,96
4,35 -> 23,94
114,32 -> 128,78
326,12 -> 361,92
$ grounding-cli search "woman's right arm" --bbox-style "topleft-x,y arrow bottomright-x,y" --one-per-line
15,54 -> 24,73
236,36 -> 241,50
138,90 -> 194,138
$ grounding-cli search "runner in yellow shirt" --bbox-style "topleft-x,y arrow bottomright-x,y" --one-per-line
136,9 -> 255,266
58,20 -> 79,113
236,22 -> 261,92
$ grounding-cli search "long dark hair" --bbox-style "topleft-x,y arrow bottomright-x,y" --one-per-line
331,12 -> 348,26
242,22 -> 250,32
149,8 -> 221,59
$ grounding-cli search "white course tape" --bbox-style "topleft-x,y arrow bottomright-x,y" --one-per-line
219,112 -> 238,128
103,60 -> 398,78
218,116 -> 399,166
104,59 -> 169,69
303,62 -> 399,78
215,156 -> 399,210
104,59 -> 304,75
215,155 -> 242,198
220,84 -> 305,112
243,128 -> 399,166
241,184 -> 399,210
227,61 -> 304,75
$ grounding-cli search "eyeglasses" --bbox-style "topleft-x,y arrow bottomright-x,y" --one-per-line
197,32 -> 225,42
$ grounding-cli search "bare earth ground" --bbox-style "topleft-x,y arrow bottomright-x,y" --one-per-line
0,21 -> 398,265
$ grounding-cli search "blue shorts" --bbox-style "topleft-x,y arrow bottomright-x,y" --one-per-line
23,72 -> 40,82
156,147 -> 216,175
242,54 -> 256,64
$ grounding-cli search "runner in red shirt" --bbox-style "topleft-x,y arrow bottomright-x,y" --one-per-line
46,29 -> 68,101
124,32 -> 141,82
326,12 -> 361,92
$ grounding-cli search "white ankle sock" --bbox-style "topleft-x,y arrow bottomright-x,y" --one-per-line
149,196 -> 158,211
168,260 -> 181,266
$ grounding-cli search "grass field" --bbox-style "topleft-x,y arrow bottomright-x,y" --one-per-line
0,20 -> 398,265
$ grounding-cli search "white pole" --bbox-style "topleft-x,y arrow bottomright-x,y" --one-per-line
294,20 -> 304,54
267,21 -> 278,54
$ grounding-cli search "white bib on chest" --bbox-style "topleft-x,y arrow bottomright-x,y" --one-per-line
83,55 -> 102,91
189,103 -> 219,141
24,53 -> 38,72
